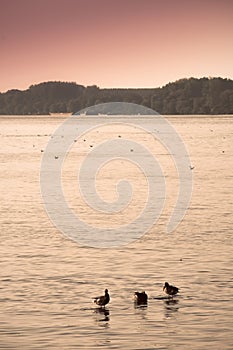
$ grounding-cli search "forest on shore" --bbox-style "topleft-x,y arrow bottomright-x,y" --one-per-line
0,77 -> 233,115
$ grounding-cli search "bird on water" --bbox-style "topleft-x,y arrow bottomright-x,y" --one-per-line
93,289 -> 110,307
134,291 -> 148,305
163,282 -> 179,297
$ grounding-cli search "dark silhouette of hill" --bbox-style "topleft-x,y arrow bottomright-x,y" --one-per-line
0,77 -> 233,115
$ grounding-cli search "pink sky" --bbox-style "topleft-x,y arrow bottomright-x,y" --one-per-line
0,0 -> 233,92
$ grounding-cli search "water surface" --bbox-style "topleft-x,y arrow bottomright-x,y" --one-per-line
0,115 -> 232,349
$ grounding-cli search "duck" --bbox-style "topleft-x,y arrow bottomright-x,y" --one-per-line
93,289 -> 110,307
134,291 -> 148,305
163,282 -> 179,297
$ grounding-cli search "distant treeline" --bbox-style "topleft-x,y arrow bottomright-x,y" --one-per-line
0,77 -> 233,115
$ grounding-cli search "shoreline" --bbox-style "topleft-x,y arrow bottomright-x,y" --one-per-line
1,114 -> 233,118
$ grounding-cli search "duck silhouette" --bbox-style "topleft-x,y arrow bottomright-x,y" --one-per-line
93,289 -> 110,307
134,291 -> 148,305
163,282 -> 179,297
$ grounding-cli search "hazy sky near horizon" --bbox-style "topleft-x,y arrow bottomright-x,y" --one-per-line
0,0 -> 233,92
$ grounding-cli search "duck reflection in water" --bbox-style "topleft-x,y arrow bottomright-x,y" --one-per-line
94,307 -> 110,323
164,298 -> 179,319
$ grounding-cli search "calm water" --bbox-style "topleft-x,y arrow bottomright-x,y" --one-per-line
0,115 -> 233,350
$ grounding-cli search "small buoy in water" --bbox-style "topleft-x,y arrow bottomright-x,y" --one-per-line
40,150 -> 44,153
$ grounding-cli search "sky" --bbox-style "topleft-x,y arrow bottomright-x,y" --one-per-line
0,0 -> 233,92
